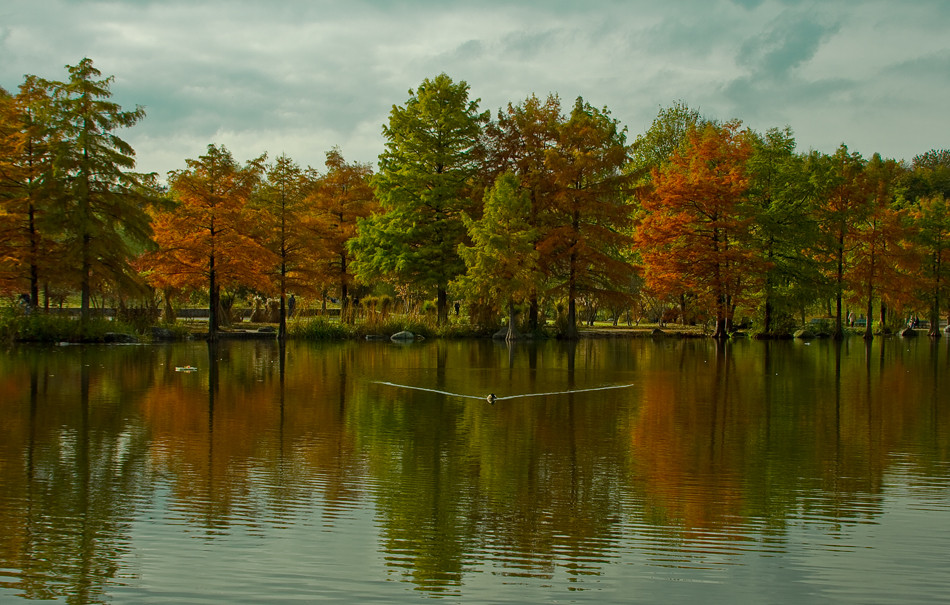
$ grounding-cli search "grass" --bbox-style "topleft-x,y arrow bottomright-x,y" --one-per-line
0,309 -> 141,343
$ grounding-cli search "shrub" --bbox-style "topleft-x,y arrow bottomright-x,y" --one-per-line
289,316 -> 355,340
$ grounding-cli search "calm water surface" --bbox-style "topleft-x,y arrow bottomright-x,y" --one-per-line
1,337 -> 948,603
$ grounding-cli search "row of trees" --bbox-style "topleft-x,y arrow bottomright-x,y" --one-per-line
2,60 -> 949,340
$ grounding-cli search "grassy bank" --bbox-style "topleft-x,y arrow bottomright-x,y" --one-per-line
0,309 -> 143,344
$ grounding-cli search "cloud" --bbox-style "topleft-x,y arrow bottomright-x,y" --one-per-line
736,13 -> 839,80
1,0 -> 948,176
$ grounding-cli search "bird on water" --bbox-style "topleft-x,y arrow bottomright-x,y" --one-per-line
486,393 -> 496,404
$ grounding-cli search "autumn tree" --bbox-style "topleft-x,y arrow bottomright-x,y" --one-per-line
144,144 -> 271,338
627,102 -> 708,323
0,85 -> 25,294
47,58 -> 155,328
636,121 -> 756,339
539,97 -> 634,339
454,172 -> 538,339
255,154 -> 320,338
484,94 -> 562,330
847,154 -> 913,338
308,147 -> 376,321
349,73 -> 488,326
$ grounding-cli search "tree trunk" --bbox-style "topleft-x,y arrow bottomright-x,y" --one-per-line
564,253 -> 579,340
863,294 -> 873,340
833,234 -> 844,340
528,295 -> 539,332
506,300 -> 521,341
712,315 -> 728,339
209,261 -> 218,340
437,287 -> 448,326
930,256 -> 941,338
278,262 -> 287,341
80,233 -> 91,331
163,289 -> 176,323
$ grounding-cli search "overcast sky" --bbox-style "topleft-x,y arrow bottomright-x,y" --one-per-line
2,0 -> 947,178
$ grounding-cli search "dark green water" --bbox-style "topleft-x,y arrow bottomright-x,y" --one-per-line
1,337 -> 948,603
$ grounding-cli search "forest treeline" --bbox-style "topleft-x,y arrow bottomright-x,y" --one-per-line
1,59 -> 949,340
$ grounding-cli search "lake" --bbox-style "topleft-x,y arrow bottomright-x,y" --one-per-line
1,336 -> 948,603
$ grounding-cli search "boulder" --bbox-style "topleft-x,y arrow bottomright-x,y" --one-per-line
794,329 -> 816,340
900,327 -> 918,338
391,330 -> 415,341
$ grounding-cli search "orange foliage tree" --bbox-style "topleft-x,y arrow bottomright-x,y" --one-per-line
636,121 -> 757,338
484,93 -> 562,330
847,154 -> 915,338
307,147 -> 376,321
539,97 -> 634,339
255,154 -> 322,337
0,75 -> 82,304
808,145 -> 870,338
143,144 -> 273,337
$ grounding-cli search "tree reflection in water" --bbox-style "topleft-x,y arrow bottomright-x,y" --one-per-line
0,338 -> 948,601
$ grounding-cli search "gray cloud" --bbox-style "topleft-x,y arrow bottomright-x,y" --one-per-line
1,0 -> 947,176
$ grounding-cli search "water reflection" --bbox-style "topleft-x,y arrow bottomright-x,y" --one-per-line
0,338 -> 949,602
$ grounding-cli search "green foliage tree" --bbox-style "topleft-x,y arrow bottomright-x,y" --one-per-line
48,58 -> 155,328
910,194 -> 950,337
454,172 -> 538,339
484,94 -> 562,330
628,101 -> 705,183
746,127 -> 823,335
809,145 -> 869,339
349,73 -> 488,326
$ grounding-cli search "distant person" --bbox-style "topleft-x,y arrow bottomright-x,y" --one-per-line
18,293 -> 31,314
288,294 -> 296,318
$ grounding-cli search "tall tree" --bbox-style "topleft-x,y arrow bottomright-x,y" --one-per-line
539,97 -> 634,339
144,144 -> 270,338
256,154 -> 321,339
0,77 -> 67,305
309,147 -> 376,321
847,154 -> 912,338
48,58 -> 154,328
627,103 -> 708,323
746,127 -> 822,335
454,172 -> 538,340
636,121 -> 756,338
0,85 -> 25,294
628,101 -> 705,183
349,73 -> 487,326
484,94 -> 562,330
809,145 -> 869,339
910,194 -> 950,337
